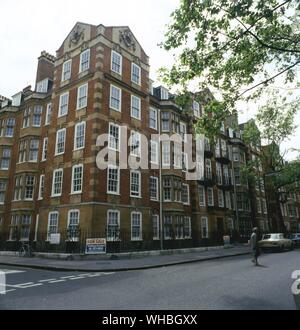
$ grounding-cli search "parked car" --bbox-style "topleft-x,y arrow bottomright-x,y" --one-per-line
290,233 -> 300,248
259,233 -> 294,252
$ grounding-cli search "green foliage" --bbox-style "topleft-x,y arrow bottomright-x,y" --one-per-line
161,0 -> 300,137
241,92 -> 300,189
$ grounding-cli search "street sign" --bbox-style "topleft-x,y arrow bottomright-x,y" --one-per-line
85,238 -> 106,255
50,233 -> 61,245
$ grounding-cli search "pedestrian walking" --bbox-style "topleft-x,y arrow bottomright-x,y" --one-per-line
250,227 -> 260,266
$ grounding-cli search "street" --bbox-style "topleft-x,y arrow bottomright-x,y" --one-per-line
0,250 -> 299,310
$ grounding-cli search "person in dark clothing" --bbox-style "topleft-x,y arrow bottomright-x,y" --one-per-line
250,227 -> 260,266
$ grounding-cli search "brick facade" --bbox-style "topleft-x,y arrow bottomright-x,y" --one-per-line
0,22 -> 299,252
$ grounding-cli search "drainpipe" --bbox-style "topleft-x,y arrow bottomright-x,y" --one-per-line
158,109 -> 164,251
231,151 -> 240,233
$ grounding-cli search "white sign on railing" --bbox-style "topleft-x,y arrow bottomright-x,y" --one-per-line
50,233 -> 61,245
85,238 -> 106,255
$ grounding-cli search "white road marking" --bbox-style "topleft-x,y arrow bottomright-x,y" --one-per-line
1,271 -> 116,295
17,283 -> 43,288
69,277 -> 86,280
0,269 -> 25,274
0,289 -> 16,294
17,282 -> 34,286
39,279 -> 57,283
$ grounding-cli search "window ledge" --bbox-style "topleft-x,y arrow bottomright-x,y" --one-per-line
110,107 -> 121,113
107,192 -> 121,196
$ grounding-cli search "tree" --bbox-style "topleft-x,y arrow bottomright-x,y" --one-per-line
161,0 -> 300,135
242,92 -> 300,232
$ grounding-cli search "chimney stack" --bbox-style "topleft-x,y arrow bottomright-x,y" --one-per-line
35,51 -> 55,85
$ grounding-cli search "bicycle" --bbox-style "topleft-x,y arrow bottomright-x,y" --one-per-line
18,242 -> 33,257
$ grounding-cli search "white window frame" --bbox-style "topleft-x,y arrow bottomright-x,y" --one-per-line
150,140 -> 158,165
51,169 -> 63,197
76,83 -> 88,110
218,189 -> 224,208
199,185 -> 206,207
111,50 -> 122,75
149,107 -> 158,130
193,101 -> 200,118
62,59 -> 72,82
38,174 -> 45,200
182,183 -> 190,205
109,85 -> 122,112
71,164 -> 84,195
205,159 -> 212,179
257,198 -> 262,214
174,143 -> 182,169
108,123 -> 120,151
180,122 -> 187,142
201,217 -> 209,239
162,141 -> 171,167
131,212 -> 142,241
207,187 -> 214,206
107,165 -> 120,195
130,131 -> 141,157
1,148 -> 11,170
28,139 -> 39,162
130,170 -> 141,198
55,128 -> 66,156
58,92 -> 69,118
74,122 -> 86,151
41,137 -> 48,162
79,49 -> 90,73
47,212 -> 59,241
24,175 -> 35,201
131,63 -> 141,85
67,210 -> 80,240
262,199 -> 268,215
131,95 -> 141,120
184,217 -> 192,239
150,176 -> 159,201
225,191 -> 231,210
152,215 -> 160,240
45,103 -> 52,126
107,210 -> 120,242
0,180 -> 7,205
32,106 -> 43,127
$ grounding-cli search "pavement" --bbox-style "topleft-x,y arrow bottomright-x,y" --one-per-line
0,245 -> 250,272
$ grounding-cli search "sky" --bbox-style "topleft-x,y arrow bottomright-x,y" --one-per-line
0,0 -> 299,160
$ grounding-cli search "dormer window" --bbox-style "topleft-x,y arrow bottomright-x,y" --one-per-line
12,92 -> 22,107
36,78 -> 49,93
161,88 -> 169,100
